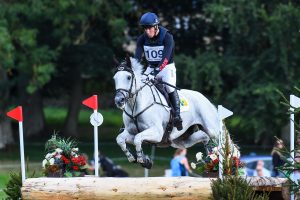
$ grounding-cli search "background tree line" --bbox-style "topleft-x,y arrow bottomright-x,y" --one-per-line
0,0 -> 299,149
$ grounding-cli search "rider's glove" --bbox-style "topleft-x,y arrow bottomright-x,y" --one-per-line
141,74 -> 148,82
151,68 -> 160,76
148,74 -> 155,81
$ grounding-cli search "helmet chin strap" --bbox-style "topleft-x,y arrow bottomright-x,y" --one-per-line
154,25 -> 159,36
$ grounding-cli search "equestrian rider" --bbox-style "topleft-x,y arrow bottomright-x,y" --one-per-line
134,12 -> 183,131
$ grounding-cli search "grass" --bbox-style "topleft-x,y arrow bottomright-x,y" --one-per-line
0,173 -> 10,199
44,107 -> 123,127
44,107 -> 123,141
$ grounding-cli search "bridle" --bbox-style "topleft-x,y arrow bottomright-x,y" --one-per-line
114,62 -> 169,132
114,62 -> 137,101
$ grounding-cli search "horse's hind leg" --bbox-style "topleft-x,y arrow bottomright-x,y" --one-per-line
172,130 -> 210,149
134,127 -> 163,164
116,129 -> 136,162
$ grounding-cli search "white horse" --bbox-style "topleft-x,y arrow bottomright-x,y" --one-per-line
113,57 -> 234,169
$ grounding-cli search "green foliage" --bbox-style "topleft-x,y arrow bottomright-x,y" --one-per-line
185,0 -> 300,144
44,107 -> 122,127
276,87 -> 300,195
211,176 -> 269,200
0,0 -> 128,100
3,171 -> 36,200
45,134 -> 77,158
175,50 -> 223,100
3,172 -> 22,200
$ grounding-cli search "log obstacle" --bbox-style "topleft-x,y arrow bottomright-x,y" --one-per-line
21,177 -> 289,200
21,177 -> 211,200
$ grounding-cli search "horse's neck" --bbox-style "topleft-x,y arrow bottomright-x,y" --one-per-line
126,81 -> 153,115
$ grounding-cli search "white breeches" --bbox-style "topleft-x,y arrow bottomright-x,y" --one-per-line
144,63 -> 176,93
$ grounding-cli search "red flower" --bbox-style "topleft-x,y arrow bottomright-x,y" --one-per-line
73,166 -> 79,171
71,157 -> 78,164
77,156 -> 86,166
61,155 -> 70,164
212,158 -> 219,165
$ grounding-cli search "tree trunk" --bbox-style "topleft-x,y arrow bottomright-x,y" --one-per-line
63,75 -> 83,137
0,117 -> 14,149
22,90 -> 45,137
0,68 -> 14,149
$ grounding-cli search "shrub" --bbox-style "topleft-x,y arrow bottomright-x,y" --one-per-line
210,176 -> 269,200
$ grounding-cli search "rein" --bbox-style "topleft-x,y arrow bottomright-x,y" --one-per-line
115,68 -> 170,132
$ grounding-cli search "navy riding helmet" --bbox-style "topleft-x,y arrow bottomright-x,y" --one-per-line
139,12 -> 159,27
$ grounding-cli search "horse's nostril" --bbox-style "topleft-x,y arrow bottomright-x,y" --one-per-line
120,97 -> 125,103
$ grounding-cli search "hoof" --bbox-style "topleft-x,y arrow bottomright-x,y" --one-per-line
137,156 -> 144,164
126,149 -> 137,163
140,156 -> 153,169
127,155 -> 136,163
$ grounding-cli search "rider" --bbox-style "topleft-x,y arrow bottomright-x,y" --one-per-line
134,12 -> 183,131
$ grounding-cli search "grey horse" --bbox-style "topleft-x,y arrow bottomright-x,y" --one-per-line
113,57 -> 232,169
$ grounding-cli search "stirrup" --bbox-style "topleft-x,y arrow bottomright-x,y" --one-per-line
174,117 -> 183,131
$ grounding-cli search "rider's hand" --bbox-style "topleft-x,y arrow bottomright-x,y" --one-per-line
148,74 -> 155,81
153,68 -> 160,76
150,68 -> 160,76
141,74 -> 148,82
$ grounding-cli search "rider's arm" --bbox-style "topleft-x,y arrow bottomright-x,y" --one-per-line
134,35 -> 145,62
158,33 -> 174,71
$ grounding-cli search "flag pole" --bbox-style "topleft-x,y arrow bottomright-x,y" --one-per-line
19,121 -> 26,183
82,95 -> 103,177
289,95 -> 300,200
7,106 -> 25,184
94,109 -> 99,177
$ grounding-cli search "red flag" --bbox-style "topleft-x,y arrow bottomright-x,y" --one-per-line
7,106 -> 23,122
82,95 -> 98,110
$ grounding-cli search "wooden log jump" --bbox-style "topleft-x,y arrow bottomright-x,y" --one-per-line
21,177 -> 289,200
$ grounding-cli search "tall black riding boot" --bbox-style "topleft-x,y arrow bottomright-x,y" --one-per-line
169,90 -> 183,131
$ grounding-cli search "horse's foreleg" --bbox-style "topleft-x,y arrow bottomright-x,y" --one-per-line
134,127 -> 163,164
116,130 -> 136,162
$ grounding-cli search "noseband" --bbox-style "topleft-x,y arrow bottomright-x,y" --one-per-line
114,63 -> 137,101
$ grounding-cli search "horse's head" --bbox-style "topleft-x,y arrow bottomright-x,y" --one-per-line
113,56 -> 143,109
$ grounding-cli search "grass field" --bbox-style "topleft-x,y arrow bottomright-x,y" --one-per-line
0,173 -> 10,199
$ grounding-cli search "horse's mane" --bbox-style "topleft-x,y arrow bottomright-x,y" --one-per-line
130,57 -> 144,81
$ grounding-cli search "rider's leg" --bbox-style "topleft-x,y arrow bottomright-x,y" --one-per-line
157,63 -> 183,130
169,90 -> 183,130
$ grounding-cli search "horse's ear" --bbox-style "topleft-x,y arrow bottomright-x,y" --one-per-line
113,56 -> 120,67
126,55 -> 131,68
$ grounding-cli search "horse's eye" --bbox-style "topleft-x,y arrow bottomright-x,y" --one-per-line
127,75 -> 131,80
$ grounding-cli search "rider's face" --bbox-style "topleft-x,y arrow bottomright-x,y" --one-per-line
144,26 -> 156,38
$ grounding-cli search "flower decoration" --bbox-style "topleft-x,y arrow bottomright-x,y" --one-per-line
42,134 -> 88,177
191,138 -> 244,176
191,149 -> 220,175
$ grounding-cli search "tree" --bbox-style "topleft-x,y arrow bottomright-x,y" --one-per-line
202,0 -> 300,144
0,0 -> 129,147
126,0 -> 300,145
58,0 -> 129,137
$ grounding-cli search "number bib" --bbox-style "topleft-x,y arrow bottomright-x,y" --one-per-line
143,46 -> 164,62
